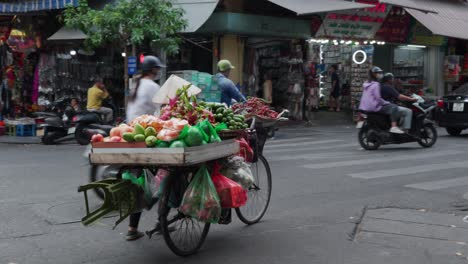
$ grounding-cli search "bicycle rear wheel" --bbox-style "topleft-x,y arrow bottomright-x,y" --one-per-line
159,172 -> 210,256
235,155 -> 272,225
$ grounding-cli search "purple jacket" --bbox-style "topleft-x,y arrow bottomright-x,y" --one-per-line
359,81 -> 389,112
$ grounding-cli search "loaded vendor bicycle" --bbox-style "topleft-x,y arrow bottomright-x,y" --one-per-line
80,116 -> 276,257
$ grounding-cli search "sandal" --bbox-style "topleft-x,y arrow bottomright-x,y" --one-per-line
126,230 -> 145,241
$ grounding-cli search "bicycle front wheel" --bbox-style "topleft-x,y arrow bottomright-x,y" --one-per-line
236,154 -> 272,225
159,172 -> 210,256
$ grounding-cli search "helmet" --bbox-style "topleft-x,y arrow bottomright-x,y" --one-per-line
382,73 -> 394,83
217,59 -> 235,72
370,66 -> 383,73
141,56 -> 166,72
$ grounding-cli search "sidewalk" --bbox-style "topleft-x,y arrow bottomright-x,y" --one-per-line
0,136 -> 41,144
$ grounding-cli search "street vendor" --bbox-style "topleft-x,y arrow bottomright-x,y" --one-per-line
216,59 -> 246,106
125,55 -> 165,241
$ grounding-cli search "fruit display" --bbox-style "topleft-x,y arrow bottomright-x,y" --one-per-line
232,97 -> 280,119
207,103 -> 248,130
90,87 -> 280,148
160,84 -> 215,125
92,116 -> 221,148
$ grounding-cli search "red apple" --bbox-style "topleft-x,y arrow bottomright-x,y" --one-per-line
91,134 -> 104,143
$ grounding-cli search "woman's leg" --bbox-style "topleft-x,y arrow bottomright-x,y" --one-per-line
129,212 -> 142,230
126,212 -> 144,241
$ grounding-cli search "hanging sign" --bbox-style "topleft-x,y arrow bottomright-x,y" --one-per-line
375,7 -> 411,43
315,3 -> 389,39
128,56 -> 137,75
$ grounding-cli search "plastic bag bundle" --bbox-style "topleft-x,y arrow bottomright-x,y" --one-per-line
236,138 -> 254,162
179,165 -> 221,223
122,170 -> 158,210
154,168 -> 170,198
220,156 -> 255,189
211,164 -> 247,208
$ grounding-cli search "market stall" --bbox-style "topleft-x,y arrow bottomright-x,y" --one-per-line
78,79 -> 283,256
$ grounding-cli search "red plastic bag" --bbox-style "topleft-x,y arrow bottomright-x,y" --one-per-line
211,163 -> 247,208
236,138 -> 254,163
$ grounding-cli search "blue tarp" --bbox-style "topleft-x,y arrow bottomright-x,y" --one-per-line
0,0 -> 79,13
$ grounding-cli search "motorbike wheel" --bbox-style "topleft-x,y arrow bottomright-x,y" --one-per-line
42,129 -> 66,145
89,165 -> 121,200
446,127 -> 462,136
75,124 -> 91,145
418,124 -> 438,148
358,128 -> 381,150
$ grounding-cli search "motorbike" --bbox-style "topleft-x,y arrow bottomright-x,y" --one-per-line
357,95 -> 438,150
34,98 -> 78,145
74,98 -> 116,145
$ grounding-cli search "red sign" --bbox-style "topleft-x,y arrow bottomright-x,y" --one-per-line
375,7 -> 411,43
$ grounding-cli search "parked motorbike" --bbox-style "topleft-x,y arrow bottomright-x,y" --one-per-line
74,98 -> 116,145
34,98 -> 78,145
357,95 -> 438,150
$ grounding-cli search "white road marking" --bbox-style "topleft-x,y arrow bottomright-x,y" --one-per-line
349,161 -> 468,179
405,176 -> 468,191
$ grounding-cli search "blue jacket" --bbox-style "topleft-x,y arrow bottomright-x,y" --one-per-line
216,73 -> 246,106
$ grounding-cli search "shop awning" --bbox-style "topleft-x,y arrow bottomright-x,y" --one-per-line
171,0 -> 219,33
48,27 -> 87,41
267,0 -> 374,15
405,1 -> 468,39
0,0 -> 78,13
388,0 -> 468,40
380,0 -> 437,13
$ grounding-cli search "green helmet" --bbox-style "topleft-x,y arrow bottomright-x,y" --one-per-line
217,59 -> 235,72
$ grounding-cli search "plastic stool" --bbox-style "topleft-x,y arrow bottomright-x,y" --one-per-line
6,124 -> 16,136
16,124 -> 36,137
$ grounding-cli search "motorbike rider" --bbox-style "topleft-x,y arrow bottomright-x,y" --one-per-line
86,77 -> 113,124
381,73 -> 418,132
359,66 -> 405,134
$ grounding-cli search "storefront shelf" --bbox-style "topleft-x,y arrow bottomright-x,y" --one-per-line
393,66 -> 423,68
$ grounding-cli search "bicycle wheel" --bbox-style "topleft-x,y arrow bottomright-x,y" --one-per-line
159,172 -> 210,256
236,154 -> 272,225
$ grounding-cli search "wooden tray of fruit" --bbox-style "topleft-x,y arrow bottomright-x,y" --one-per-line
89,139 -> 240,166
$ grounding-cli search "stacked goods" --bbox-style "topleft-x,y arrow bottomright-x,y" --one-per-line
159,84 -> 215,125
232,97 -> 280,119
207,103 -> 248,130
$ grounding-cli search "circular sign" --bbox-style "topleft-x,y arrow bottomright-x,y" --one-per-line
352,50 -> 367,65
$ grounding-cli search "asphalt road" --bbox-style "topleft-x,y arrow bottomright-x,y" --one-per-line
2,124 -> 468,264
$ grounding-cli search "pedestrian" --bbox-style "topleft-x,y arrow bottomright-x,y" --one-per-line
216,59 -> 246,106
70,98 -> 82,113
126,55 -> 164,123
125,55 -> 165,241
328,64 -> 341,112
86,77 -> 113,123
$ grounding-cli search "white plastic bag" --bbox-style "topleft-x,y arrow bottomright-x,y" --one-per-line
221,156 -> 255,189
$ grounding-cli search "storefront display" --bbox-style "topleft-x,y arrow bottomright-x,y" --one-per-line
393,45 -> 426,95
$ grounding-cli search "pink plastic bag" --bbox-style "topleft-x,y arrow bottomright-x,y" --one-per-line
211,164 -> 247,208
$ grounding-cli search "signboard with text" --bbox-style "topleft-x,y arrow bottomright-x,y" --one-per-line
315,3 -> 389,39
128,56 -> 137,75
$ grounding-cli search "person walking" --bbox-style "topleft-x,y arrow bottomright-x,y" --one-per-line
126,55 -> 164,123
216,59 -> 246,106
87,77 -> 113,123
125,55 -> 165,241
